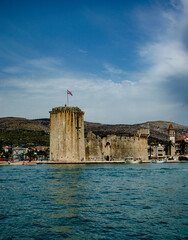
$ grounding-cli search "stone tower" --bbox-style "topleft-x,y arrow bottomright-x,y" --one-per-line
168,122 -> 175,143
168,122 -> 175,156
50,106 -> 85,162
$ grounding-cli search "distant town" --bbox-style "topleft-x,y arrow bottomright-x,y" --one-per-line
1,135 -> 188,162
1,145 -> 49,161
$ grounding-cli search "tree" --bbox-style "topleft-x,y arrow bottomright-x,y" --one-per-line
0,140 -> 3,154
28,148 -> 34,161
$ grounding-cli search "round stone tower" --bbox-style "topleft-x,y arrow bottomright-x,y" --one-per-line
50,106 -> 85,162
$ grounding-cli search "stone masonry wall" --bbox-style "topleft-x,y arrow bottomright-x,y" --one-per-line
50,106 -> 149,162
85,129 -> 149,161
50,107 -> 85,162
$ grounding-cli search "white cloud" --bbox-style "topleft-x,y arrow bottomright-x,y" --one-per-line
103,63 -> 127,75
78,49 -> 88,55
28,58 -> 62,70
1,0 -> 188,125
139,41 -> 188,83
1,69 -> 184,123
2,57 -> 63,74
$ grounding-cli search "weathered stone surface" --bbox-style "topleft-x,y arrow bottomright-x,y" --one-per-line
50,106 -> 85,162
168,123 -> 176,156
85,129 -> 149,161
50,106 -> 150,162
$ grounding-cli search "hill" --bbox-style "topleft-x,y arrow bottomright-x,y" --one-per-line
84,121 -> 188,143
0,117 -> 49,146
0,117 -> 188,145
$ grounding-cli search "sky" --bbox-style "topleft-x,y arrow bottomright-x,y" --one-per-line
0,0 -> 188,125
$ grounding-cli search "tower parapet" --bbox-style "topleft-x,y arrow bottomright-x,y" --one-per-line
135,129 -> 150,138
50,106 -> 85,162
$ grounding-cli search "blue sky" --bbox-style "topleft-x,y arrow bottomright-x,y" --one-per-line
0,0 -> 188,125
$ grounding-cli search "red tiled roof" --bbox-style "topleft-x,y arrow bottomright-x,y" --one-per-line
168,122 -> 174,130
176,136 -> 188,141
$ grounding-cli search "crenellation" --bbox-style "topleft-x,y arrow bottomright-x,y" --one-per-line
50,106 -> 84,115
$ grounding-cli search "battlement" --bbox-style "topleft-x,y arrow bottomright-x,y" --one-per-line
135,129 -> 150,138
50,106 -> 150,162
50,106 -> 84,114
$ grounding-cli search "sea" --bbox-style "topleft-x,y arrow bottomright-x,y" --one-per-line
0,163 -> 188,240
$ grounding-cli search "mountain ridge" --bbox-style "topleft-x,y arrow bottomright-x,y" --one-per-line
0,117 -> 188,145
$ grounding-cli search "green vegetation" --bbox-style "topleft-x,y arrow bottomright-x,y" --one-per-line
0,140 -> 12,159
0,140 -> 3,152
0,130 -> 49,146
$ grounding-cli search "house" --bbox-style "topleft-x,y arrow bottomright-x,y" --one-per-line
148,145 -> 165,159
12,147 -> 28,159
3,146 -> 12,153
176,136 -> 188,155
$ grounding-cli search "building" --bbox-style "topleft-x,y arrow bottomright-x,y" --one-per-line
3,146 -> 11,153
50,106 -> 150,162
85,129 -> 149,161
50,106 -> 85,162
12,146 -> 28,159
168,123 -> 176,156
149,145 -> 165,159
176,136 -> 188,155
32,146 -> 49,152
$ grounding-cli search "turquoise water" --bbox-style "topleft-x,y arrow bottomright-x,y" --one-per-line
0,163 -> 188,239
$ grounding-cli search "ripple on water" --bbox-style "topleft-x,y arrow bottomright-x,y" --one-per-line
0,163 -> 188,239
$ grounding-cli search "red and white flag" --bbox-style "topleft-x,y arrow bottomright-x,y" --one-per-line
67,90 -> 73,96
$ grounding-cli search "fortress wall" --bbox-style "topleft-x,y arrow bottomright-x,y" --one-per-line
50,107 -> 85,162
50,112 -> 59,160
131,136 -> 149,161
78,112 -> 85,161
85,132 -> 103,161
85,129 -> 149,161
50,106 -> 149,162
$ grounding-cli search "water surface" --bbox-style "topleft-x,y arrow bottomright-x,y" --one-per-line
0,163 -> 188,239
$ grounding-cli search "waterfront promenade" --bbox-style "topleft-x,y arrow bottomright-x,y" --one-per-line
1,159 -> 188,165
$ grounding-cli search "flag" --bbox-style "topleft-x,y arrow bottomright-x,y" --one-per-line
67,90 -> 73,96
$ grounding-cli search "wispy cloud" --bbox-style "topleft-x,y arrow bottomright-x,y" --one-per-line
137,0 -> 188,100
0,0 -> 188,124
103,63 -> 127,75
2,57 -> 63,74
78,49 -> 88,55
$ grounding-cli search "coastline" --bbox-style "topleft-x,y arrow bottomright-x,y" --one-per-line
1,160 -> 188,165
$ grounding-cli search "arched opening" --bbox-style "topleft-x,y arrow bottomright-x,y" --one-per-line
105,142 -> 111,161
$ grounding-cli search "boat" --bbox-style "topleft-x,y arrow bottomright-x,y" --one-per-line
151,159 -> 167,163
179,156 -> 188,161
125,157 -> 142,164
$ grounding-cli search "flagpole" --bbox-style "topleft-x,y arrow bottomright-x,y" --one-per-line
67,90 -> 69,106
67,89 -> 72,106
